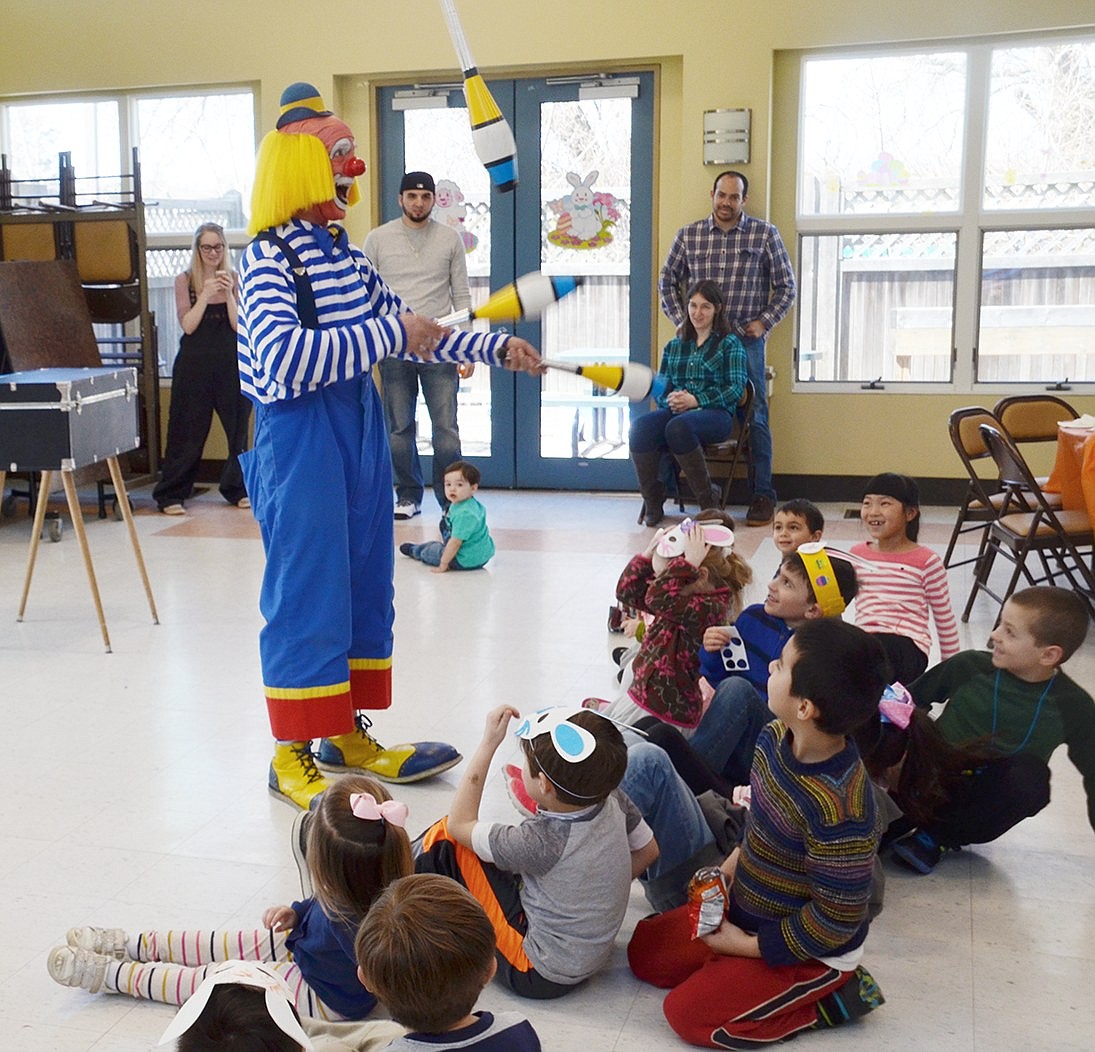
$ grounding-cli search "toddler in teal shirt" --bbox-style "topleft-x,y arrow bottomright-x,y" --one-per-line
400,460 -> 495,572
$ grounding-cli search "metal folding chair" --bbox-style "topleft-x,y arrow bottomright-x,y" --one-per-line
943,406 -> 1007,569
994,393 -> 1079,499
962,423 -> 1095,623
672,380 -> 755,512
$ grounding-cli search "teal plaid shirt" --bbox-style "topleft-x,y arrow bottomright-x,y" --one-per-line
656,333 -> 748,411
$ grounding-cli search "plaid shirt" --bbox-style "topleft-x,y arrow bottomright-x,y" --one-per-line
658,212 -> 797,334
657,333 -> 747,411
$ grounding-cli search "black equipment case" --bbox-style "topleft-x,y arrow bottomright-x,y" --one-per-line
0,366 -> 140,472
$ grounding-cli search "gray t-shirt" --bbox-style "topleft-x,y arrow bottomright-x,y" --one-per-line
363,218 -> 470,318
472,789 -> 651,985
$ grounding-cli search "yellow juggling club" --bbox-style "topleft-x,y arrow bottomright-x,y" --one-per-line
542,360 -> 670,403
438,0 -> 518,192
437,272 -> 581,327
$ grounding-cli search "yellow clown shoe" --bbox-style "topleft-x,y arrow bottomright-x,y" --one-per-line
268,740 -> 331,810
315,714 -> 462,783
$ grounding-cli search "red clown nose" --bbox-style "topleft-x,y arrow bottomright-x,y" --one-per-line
345,157 -> 366,177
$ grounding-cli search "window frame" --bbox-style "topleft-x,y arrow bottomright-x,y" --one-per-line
0,84 -> 258,378
792,32 -> 1095,396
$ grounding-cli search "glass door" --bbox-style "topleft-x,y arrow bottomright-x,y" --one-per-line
377,72 -> 653,490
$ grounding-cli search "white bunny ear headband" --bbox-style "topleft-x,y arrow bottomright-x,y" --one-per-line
157,960 -> 313,1049
655,517 -> 735,559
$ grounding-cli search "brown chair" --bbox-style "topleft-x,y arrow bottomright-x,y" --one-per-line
943,406 -> 1008,569
994,394 -> 1078,498
673,380 -> 755,512
962,423 -> 1095,623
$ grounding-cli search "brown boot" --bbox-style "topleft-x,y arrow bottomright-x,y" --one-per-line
632,450 -> 667,526
674,447 -> 720,509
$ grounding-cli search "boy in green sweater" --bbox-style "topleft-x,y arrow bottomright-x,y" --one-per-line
898,586 -> 1094,872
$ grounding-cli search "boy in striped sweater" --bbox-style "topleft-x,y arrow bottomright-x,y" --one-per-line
628,619 -> 889,1048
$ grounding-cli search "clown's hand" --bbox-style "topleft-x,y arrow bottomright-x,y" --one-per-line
400,313 -> 450,361
499,337 -> 544,375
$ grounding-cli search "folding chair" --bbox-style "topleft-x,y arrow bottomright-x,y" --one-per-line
672,380 -> 755,512
994,394 -> 1079,499
943,406 -> 1007,569
962,423 -> 1095,623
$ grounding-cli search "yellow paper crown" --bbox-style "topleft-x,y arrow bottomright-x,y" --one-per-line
796,543 -> 846,617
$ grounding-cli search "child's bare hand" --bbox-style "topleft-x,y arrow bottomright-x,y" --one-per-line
430,564 -> 450,574
263,905 -> 298,931
700,918 -> 754,957
703,625 -> 732,651
682,527 -> 709,568
482,704 -> 520,749
621,616 -> 640,638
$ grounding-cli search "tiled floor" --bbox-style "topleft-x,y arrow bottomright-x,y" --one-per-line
0,486 -> 1091,1050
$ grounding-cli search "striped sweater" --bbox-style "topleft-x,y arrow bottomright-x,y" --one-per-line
238,218 -> 507,405
849,541 -> 960,661
730,721 -> 880,967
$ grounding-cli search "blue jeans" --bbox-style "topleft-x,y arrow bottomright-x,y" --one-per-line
621,734 -> 719,911
401,540 -> 477,570
740,336 -> 774,500
689,677 -> 773,788
629,407 -> 734,455
379,357 -> 462,510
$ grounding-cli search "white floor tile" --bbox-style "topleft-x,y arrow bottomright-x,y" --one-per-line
2,490 -> 1092,1048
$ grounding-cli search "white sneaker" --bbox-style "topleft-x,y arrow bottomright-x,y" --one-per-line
47,945 -> 114,993
67,926 -> 129,959
394,500 -> 420,520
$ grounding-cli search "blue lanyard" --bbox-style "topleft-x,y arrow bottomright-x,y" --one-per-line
991,670 -> 1055,756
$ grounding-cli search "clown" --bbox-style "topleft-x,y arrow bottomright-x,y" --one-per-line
238,82 -> 542,809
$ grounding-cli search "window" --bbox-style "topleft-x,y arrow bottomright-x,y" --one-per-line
1,88 -> 255,375
795,35 -> 1095,390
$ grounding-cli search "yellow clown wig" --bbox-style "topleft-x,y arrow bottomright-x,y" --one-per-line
248,123 -> 362,236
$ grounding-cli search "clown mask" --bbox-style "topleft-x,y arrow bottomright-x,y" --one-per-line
286,114 -> 366,224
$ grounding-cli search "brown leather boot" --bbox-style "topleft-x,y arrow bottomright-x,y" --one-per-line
674,447 -> 721,509
632,450 -> 667,526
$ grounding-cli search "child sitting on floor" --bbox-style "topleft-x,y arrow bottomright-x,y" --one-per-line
355,873 -> 541,1049
895,586 -> 1095,873
771,498 -> 824,555
606,511 -> 752,729
47,777 -> 412,1023
852,472 -> 959,683
400,460 -> 494,572
415,704 -> 658,998
628,619 -> 890,1047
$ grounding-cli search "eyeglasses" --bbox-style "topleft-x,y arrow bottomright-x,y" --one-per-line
199,243 -> 225,253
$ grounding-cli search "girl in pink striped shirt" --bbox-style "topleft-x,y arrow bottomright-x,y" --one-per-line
46,776 -> 412,1022
850,473 -> 960,684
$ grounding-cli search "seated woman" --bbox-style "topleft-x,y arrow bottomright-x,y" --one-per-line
630,280 -> 747,526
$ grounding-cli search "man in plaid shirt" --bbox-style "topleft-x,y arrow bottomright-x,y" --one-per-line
658,171 -> 796,527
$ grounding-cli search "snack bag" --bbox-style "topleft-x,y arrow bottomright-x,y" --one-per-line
687,866 -> 728,939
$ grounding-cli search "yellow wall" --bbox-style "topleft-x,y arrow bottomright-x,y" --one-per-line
5,1 -> 1093,482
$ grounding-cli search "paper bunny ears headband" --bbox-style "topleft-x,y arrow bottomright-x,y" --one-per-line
654,517 -> 735,559
157,960 -> 313,1048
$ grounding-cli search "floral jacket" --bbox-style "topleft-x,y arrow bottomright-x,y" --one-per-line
615,554 -> 731,728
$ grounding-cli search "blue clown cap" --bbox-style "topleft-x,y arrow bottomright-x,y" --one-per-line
277,82 -> 333,129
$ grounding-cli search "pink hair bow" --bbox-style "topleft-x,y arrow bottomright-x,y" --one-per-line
878,682 -> 915,730
350,792 -> 408,827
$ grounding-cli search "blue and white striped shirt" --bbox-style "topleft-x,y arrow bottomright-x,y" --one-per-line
658,212 -> 796,335
238,218 -> 507,404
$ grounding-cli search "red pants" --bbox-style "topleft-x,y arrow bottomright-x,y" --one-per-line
628,905 -> 849,1048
